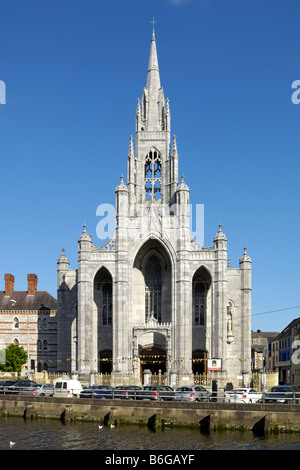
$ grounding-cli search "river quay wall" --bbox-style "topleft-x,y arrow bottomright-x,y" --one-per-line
0,396 -> 299,434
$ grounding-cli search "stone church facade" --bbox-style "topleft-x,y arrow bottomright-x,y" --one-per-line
57,31 -> 252,388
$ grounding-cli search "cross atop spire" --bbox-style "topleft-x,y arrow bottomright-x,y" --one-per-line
150,17 -> 157,35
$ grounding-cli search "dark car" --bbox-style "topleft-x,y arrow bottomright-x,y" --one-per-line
136,385 -> 175,401
113,386 -> 142,400
263,385 -> 300,404
79,386 -> 101,398
6,380 -> 39,395
80,385 -> 113,399
0,380 -> 17,394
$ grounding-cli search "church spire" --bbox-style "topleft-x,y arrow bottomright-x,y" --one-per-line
141,27 -> 165,131
146,28 -> 161,91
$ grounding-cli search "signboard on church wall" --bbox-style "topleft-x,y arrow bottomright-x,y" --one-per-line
207,358 -> 222,371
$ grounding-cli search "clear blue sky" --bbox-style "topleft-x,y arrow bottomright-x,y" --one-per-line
0,0 -> 299,333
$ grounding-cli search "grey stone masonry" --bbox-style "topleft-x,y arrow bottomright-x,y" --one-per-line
57,30 -> 252,388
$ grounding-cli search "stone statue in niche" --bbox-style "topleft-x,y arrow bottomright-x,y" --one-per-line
227,304 -> 234,344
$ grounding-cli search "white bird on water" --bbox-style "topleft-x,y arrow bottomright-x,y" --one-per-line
98,425 -> 103,429
110,424 -> 115,429
10,441 -> 15,448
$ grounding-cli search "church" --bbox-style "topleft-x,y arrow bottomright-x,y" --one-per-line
57,29 -> 252,389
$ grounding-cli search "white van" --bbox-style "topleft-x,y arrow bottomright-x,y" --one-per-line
54,379 -> 83,398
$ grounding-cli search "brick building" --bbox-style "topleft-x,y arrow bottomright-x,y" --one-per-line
0,273 -> 57,374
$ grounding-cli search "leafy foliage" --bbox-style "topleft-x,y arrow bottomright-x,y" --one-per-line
0,344 -> 27,372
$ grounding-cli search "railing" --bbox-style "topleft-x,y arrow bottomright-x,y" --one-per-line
260,391 -> 300,404
81,388 -> 141,400
223,390 -> 300,404
0,386 -> 38,395
1,385 -> 300,404
81,389 -> 300,403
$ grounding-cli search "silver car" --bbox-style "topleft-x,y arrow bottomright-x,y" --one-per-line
136,385 -> 175,401
174,385 -> 211,402
33,383 -> 54,396
6,380 -> 39,395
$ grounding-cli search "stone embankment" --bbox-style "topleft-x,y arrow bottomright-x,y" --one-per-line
0,395 -> 299,435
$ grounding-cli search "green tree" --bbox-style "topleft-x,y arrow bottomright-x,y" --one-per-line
0,344 -> 27,372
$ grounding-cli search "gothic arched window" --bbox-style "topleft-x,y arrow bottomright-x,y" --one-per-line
193,275 -> 209,326
103,282 -> 112,326
145,255 -> 162,322
145,149 -> 162,200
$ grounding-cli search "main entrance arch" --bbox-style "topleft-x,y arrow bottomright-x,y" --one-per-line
133,316 -> 172,383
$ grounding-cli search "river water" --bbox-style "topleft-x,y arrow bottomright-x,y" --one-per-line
0,416 -> 299,451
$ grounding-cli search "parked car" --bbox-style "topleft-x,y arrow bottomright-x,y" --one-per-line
80,385 -> 113,399
5,380 -> 39,396
80,386 -> 106,398
33,383 -> 55,397
136,385 -> 175,401
174,385 -> 211,402
93,386 -> 114,399
54,379 -> 83,398
113,386 -> 142,399
223,388 -> 262,403
0,380 -> 17,394
262,385 -> 300,404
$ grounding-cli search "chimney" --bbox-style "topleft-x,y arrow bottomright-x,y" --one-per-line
4,274 -> 15,296
27,274 -> 38,295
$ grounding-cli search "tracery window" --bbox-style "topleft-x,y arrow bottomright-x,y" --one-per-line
103,282 -> 112,326
145,149 -> 162,199
145,255 -> 162,322
194,279 -> 207,326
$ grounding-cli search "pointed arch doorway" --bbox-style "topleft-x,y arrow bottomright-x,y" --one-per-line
99,349 -> 113,374
192,349 -> 207,376
133,319 -> 172,384
140,346 -> 166,378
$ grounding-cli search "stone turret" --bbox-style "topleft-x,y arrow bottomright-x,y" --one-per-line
57,248 -> 70,288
